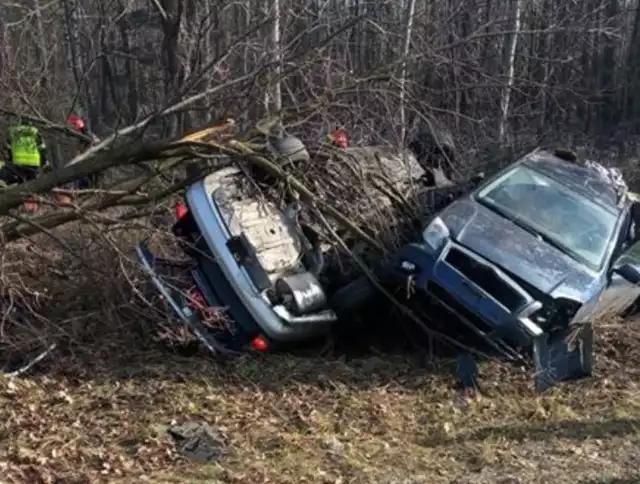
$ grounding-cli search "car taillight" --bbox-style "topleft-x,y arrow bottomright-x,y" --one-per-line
175,201 -> 188,220
250,335 -> 269,352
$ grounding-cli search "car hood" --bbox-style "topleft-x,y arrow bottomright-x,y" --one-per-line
439,198 -> 600,302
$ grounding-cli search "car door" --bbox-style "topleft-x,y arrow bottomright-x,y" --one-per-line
533,240 -> 640,393
573,227 -> 640,323
593,240 -> 640,318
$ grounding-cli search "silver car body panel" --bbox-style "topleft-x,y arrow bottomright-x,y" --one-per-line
186,166 -> 336,341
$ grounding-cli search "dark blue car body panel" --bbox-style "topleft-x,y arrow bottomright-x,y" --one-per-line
439,199 -> 606,303
397,242 -> 534,346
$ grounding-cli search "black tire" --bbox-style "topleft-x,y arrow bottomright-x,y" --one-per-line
329,276 -> 377,318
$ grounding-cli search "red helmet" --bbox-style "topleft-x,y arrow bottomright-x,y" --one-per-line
329,129 -> 348,149
67,113 -> 85,132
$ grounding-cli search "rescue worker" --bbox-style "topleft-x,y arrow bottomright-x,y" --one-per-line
0,121 -> 48,212
325,128 -> 349,149
67,113 -> 84,133
66,113 -> 99,190
0,121 -> 47,186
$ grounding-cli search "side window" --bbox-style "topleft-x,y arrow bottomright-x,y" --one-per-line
631,202 -> 640,237
616,240 -> 640,267
611,208 -> 632,263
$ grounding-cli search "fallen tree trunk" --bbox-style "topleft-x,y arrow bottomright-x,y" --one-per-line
0,121 -> 465,262
0,118 -> 498,369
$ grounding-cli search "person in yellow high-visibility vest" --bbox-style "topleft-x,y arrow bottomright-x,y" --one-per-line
0,122 -> 48,186
0,122 -> 48,212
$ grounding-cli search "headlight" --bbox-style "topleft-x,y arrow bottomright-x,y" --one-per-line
421,216 -> 450,253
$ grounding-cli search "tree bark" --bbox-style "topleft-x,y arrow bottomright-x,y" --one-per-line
498,0 -> 522,143
399,0 -> 417,145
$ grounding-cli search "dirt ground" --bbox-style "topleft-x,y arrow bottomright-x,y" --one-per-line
1,318 -> 640,484
0,218 -> 639,483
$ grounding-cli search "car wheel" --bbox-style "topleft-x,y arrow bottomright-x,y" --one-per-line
329,276 -> 377,318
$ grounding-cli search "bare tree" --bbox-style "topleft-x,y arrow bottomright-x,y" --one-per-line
0,0 -> 634,156
264,0 -> 282,115
498,0 -> 522,143
399,0 -> 417,144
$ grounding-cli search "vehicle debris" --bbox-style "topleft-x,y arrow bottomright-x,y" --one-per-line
168,421 -> 226,463
2,343 -> 57,377
456,352 -> 480,393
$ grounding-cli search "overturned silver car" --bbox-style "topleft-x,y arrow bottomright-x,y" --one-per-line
136,143 -> 434,353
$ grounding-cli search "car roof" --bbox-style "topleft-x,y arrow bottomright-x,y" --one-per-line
520,150 -> 623,214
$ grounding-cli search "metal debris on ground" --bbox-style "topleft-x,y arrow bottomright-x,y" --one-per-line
167,421 -> 226,463
456,352 -> 480,393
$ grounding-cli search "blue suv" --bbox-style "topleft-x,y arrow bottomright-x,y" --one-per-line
384,149 -> 640,390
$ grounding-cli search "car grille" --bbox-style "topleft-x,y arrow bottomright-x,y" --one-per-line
445,247 -> 523,312
427,282 -> 495,335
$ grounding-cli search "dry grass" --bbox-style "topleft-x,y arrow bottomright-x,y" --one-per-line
1,212 -> 640,484
1,329 -> 640,484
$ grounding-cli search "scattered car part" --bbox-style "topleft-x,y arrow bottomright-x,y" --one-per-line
168,421 -> 226,463
327,129 -> 349,149
456,352 -> 480,393
2,343 -> 57,377
532,322 -> 594,393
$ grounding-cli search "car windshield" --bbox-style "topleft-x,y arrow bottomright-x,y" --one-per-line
475,165 -> 619,269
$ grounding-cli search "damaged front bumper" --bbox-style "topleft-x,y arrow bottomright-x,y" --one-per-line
392,243 -> 593,392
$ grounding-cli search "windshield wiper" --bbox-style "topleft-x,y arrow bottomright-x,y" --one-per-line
476,197 -> 539,237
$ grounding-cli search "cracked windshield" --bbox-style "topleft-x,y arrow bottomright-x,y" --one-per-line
477,165 -> 618,269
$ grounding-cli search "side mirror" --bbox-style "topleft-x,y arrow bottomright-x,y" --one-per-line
613,263 -> 640,285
